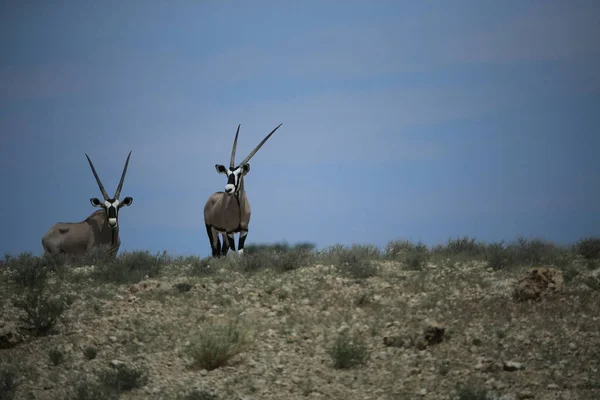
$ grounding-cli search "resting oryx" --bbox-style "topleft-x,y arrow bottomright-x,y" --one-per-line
41,151 -> 134,258
204,123 -> 283,257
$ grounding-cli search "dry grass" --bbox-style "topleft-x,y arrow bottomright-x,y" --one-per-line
0,238 -> 599,400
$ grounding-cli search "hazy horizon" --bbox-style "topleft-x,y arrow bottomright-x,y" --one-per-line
1,1 -> 599,257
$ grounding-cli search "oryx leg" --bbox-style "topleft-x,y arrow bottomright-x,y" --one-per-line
226,233 -> 237,255
237,230 -> 248,255
205,224 -> 221,258
221,233 -> 231,256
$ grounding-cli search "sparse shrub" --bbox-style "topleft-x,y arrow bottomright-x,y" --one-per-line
455,385 -> 490,400
243,241 -> 315,255
67,247 -> 116,268
328,331 -> 369,369
48,348 -> 65,366
83,346 -> 98,360
433,236 -> 485,258
274,248 -> 314,272
173,282 -> 193,293
339,252 -> 378,279
0,364 -> 19,400
385,239 -> 427,257
187,322 -> 249,371
384,239 -> 430,269
510,236 -> 570,267
12,289 -> 67,335
184,256 -> 214,276
575,237 -> 600,260
100,363 -> 148,392
484,241 -> 512,270
5,252 -> 51,290
235,250 -> 276,272
68,377 -> 118,400
354,291 -> 372,306
178,387 -> 219,400
92,250 -> 169,284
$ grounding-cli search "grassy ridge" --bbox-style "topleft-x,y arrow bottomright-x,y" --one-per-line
0,235 -> 599,399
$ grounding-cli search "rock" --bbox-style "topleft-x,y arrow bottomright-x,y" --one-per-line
423,321 -> 445,345
547,383 -> 560,390
0,321 -> 24,349
503,361 -> 525,371
518,390 -> 534,399
513,267 -> 564,301
382,336 -> 404,348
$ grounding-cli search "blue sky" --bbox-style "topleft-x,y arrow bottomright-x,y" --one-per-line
1,0 -> 599,257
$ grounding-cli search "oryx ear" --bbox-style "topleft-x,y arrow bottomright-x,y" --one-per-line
120,197 -> 133,207
241,163 -> 250,175
90,198 -> 103,208
215,164 -> 227,174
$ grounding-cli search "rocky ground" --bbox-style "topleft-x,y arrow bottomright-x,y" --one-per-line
1,249 -> 599,400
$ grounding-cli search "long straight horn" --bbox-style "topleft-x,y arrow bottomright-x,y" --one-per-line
230,124 -> 241,169
239,123 -> 283,166
114,151 -> 132,199
85,153 -> 109,200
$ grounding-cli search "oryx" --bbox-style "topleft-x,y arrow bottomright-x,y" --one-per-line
204,123 -> 283,257
41,151 -> 134,258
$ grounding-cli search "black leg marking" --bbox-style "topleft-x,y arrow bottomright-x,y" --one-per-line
206,224 -> 220,258
228,233 -> 236,252
221,234 -> 229,256
238,230 -> 248,252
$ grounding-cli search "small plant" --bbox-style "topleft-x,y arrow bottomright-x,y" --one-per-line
83,346 -> 98,360
13,289 -> 67,335
48,348 -> 65,366
185,256 -> 214,276
68,377 -> 118,400
339,252 -> 378,279
455,385 -> 490,400
0,364 -> 19,400
173,282 -> 193,293
101,363 -> 148,392
484,241 -> 512,270
235,251 -> 275,273
178,387 -> 219,400
186,322 -> 249,371
328,331 -> 369,369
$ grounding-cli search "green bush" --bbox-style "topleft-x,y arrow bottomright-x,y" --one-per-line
328,331 -> 369,369
92,251 -> 170,284
575,237 -> 600,260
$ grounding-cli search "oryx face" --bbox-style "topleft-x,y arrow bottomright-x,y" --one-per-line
90,197 -> 134,228
215,164 -> 250,195
85,151 -> 134,229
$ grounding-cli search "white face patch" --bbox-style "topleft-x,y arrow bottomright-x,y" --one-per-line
224,168 -> 242,193
104,200 -> 120,208
108,217 -> 117,226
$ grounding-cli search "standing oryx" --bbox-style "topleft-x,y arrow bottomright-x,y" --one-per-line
204,123 -> 283,257
41,151 -> 134,258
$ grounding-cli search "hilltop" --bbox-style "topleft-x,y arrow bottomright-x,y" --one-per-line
1,237 -> 599,400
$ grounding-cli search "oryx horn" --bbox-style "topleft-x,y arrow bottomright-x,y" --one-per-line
238,123 -> 283,166
85,153 -> 109,200
230,125 -> 241,169
114,151 -> 132,199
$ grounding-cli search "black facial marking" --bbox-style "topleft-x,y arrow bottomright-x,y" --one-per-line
227,173 -> 236,185
107,206 -> 117,219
